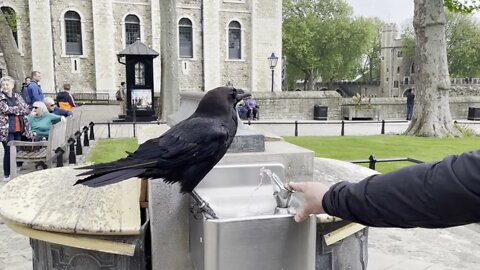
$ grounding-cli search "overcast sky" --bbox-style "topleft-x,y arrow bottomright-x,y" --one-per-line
346,0 -> 414,26
346,0 -> 480,28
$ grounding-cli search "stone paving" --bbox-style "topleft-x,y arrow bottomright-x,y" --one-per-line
0,105 -> 480,269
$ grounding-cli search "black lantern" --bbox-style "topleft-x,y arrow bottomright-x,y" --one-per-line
268,52 -> 279,92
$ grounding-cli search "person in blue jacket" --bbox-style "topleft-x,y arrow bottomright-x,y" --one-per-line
24,71 -> 45,108
290,150 -> 480,228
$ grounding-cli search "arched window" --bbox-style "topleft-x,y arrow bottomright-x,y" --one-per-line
178,18 -> 193,58
1,7 -> 18,46
135,62 -> 145,85
228,21 -> 241,59
410,63 -> 415,74
125,15 -> 140,45
65,11 -> 83,55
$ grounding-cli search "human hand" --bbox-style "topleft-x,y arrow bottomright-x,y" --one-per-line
288,181 -> 329,223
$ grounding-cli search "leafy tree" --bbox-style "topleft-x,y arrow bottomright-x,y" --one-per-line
401,10 -> 480,78
359,18 -> 385,82
283,0 -> 377,91
445,11 -> 480,77
405,0 -> 480,137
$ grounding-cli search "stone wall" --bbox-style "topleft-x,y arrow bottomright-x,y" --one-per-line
251,91 -> 480,120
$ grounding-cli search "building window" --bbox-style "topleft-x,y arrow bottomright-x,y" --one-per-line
397,66 -> 400,74
228,21 -> 241,59
178,18 -> 193,58
65,11 -> 83,55
135,62 -> 145,85
125,15 -> 141,45
397,51 -> 403,57
0,7 -> 17,47
410,63 -> 415,74
404,77 -> 409,85
394,81 -> 399,88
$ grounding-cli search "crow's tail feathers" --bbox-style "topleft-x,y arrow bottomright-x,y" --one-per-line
74,168 -> 146,187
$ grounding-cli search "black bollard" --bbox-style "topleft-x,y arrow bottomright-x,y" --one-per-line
107,122 -> 111,138
133,122 -> 136,138
89,122 -> 95,140
381,120 -> 385,135
294,121 -> 298,136
75,131 -> 83,155
368,155 -> 376,170
83,126 -> 90,147
68,138 -> 76,164
55,147 -> 65,167
341,120 -> 345,136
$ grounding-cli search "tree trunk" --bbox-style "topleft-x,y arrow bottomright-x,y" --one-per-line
305,69 -> 316,91
405,0 -> 460,137
0,13 -> 24,92
159,0 -> 179,121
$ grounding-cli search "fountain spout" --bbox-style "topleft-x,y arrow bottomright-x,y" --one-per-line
260,168 -> 294,208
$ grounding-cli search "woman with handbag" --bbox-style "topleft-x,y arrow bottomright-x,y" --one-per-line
0,76 -> 33,182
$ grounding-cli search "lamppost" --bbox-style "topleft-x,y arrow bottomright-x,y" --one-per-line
268,52 -> 278,92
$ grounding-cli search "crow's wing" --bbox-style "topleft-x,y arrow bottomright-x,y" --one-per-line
78,116 -> 234,176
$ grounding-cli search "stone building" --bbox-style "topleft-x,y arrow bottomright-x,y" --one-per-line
380,23 -> 416,97
0,0 -> 282,98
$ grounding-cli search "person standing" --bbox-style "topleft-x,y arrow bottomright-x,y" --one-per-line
116,82 -> 126,115
245,96 -> 259,120
406,89 -> 415,120
25,71 -> 45,108
56,83 -> 78,112
0,76 -> 32,182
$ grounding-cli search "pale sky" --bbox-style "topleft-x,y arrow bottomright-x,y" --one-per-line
346,0 -> 480,28
346,0 -> 414,26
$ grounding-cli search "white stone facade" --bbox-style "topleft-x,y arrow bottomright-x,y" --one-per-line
380,24 -> 416,98
0,0 -> 282,98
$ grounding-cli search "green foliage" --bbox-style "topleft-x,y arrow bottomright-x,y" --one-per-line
86,138 -> 138,164
444,0 -> 480,13
453,122 -> 477,137
358,18 -> 384,82
401,9 -> 480,78
283,0 -> 378,90
445,11 -> 480,77
284,135 -> 480,173
1,7 -> 17,31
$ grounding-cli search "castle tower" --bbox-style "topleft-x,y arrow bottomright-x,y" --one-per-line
380,23 -> 398,97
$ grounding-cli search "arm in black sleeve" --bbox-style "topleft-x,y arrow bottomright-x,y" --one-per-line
322,150 -> 480,228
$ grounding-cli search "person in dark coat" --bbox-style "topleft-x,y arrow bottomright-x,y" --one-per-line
56,83 -> 78,112
290,150 -> 480,228
406,89 -> 415,120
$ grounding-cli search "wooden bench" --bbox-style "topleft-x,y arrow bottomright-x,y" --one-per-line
8,118 -> 67,179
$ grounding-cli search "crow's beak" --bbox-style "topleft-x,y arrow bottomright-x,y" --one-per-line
235,89 -> 251,101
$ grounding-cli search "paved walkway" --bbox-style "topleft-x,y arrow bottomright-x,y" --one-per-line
1,105 -> 480,269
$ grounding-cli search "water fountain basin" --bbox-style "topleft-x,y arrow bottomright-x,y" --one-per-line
189,163 -> 316,270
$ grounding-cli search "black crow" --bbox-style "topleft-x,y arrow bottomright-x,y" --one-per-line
75,87 -> 250,193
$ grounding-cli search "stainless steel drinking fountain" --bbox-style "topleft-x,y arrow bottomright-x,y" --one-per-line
189,163 -> 316,270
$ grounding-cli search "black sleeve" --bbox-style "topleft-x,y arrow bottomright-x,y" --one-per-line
322,150 -> 480,228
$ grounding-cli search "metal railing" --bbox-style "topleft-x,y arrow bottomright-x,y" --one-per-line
243,119 -> 407,136
348,155 -> 424,170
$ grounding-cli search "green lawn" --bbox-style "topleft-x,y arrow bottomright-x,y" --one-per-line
86,138 -> 139,163
284,135 -> 480,173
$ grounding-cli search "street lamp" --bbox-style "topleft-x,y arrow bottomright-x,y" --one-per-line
268,52 -> 278,92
